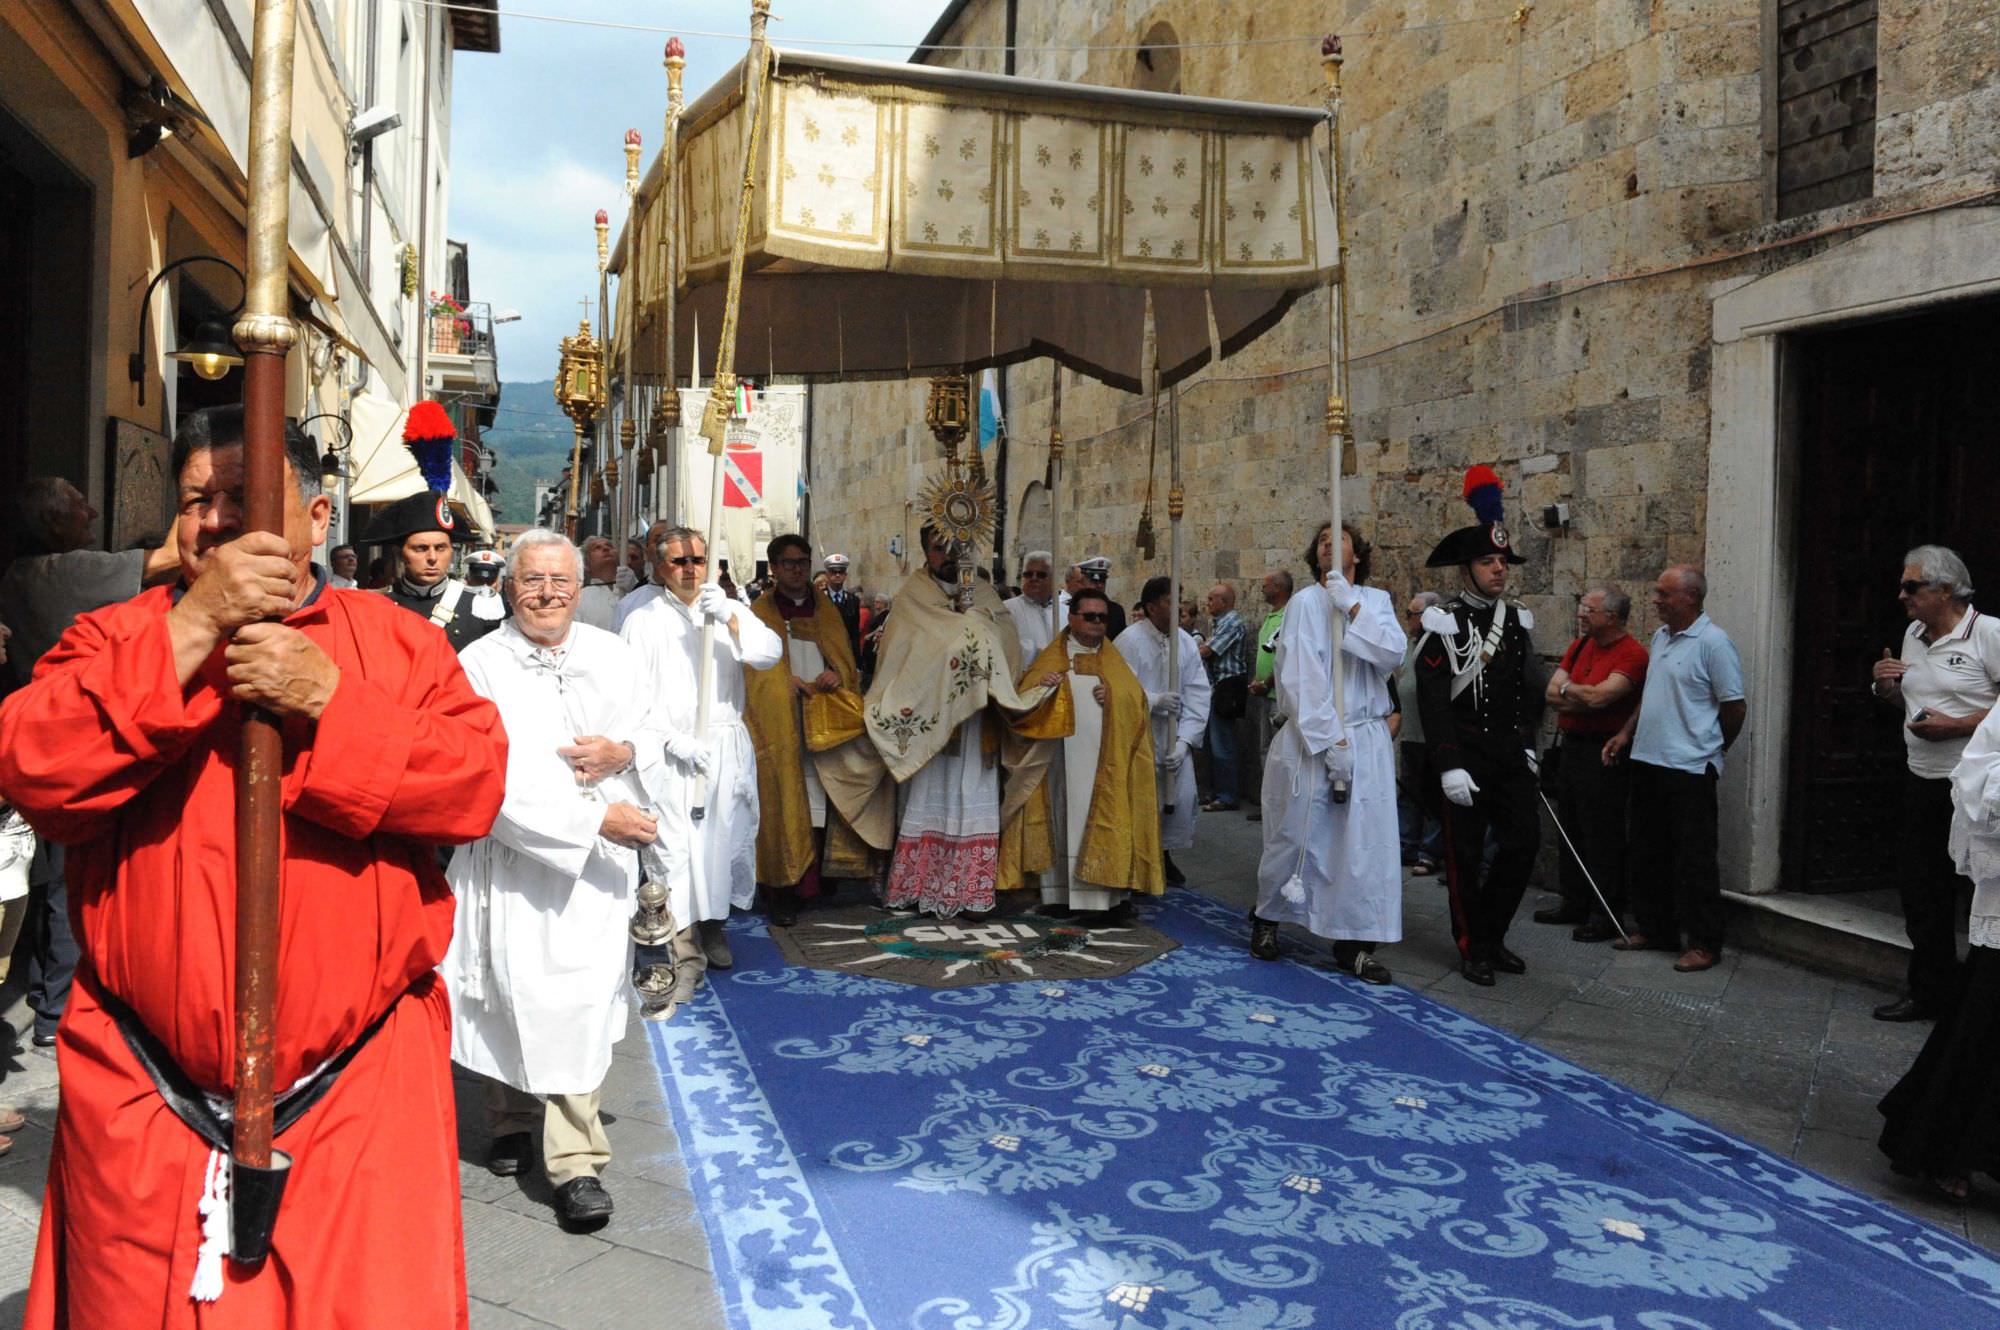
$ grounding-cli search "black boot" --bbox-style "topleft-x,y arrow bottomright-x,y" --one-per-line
1248,911 -> 1281,961
1162,853 -> 1186,887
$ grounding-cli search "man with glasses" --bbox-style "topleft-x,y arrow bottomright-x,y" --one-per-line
1540,585 -> 1647,941
1004,586 -> 1163,917
1116,575 -> 1212,886
1005,550 -> 1060,660
745,535 -> 874,926
622,527 -> 783,1005
1868,545 -> 2000,1021
445,529 -> 664,1230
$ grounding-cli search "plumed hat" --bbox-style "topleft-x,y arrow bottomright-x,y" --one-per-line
1425,464 -> 1525,567
359,490 -> 471,546
402,400 -> 457,495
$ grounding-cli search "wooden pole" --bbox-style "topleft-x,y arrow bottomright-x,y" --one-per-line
231,0 -> 298,1213
1046,363 -> 1063,644
1322,34 -> 1353,803
691,1 -> 773,822
619,128 -> 642,542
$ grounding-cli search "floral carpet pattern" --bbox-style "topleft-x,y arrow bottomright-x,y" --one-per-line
647,893 -> 2000,1329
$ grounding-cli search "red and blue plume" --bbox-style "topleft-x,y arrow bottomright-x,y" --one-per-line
1462,464 -> 1506,525
402,400 -> 456,494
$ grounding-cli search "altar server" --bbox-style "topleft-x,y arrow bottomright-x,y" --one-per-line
1115,575 -> 1211,886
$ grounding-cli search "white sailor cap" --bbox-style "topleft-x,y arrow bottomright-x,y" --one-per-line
466,548 -> 505,568
823,553 -> 851,570
1078,555 -> 1111,579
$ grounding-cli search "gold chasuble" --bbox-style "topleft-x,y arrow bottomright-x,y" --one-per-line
1000,630 -> 1164,895
744,590 -> 875,885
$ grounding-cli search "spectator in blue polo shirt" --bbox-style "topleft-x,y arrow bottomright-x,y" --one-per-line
1604,565 -> 1747,974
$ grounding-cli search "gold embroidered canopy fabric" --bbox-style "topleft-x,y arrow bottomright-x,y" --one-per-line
616,50 -> 1339,392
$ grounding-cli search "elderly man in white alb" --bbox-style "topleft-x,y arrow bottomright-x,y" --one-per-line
1004,550 -> 1060,661
1251,523 -> 1407,982
1115,575 -> 1212,887
623,525 -> 783,1004
445,528 -> 665,1231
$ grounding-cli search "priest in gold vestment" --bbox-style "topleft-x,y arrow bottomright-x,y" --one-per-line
742,534 -> 875,925
1000,586 -> 1164,917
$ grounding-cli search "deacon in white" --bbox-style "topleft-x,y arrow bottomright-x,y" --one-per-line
1251,523 -> 1408,982
1004,550 -> 1060,661
443,529 -> 665,1228
622,525 -> 783,1003
1115,574 -> 1211,884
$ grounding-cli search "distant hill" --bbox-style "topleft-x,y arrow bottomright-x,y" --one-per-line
480,380 -> 573,525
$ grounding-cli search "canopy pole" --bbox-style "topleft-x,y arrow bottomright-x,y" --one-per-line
231,0 -> 299,1266
1321,35 -> 1353,804
595,209 -> 611,535
619,128 -> 642,540
1166,364 -> 1185,816
691,0 -> 773,823
656,37 -> 687,529
1046,362 -> 1063,644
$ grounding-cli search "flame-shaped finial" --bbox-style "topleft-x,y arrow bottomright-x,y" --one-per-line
595,208 -> 609,226
1321,33 -> 1342,58
625,128 -> 641,147
664,36 -> 685,61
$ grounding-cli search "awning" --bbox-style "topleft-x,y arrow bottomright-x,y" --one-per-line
346,391 -> 495,541
616,48 -> 1338,392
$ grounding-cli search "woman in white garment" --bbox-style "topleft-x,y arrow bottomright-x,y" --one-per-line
1250,523 -> 1408,982
1879,705 -> 2000,1199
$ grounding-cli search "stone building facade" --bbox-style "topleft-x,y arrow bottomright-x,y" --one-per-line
806,0 -> 1999,896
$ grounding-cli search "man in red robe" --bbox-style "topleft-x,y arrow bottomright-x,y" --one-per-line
0,404 -> 507,1328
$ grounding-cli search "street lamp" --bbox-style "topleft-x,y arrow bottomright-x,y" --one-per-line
299,411 -> 354,488
129,255 -> 247,404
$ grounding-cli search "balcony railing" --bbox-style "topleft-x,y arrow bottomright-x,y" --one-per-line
427,300 -> 499,399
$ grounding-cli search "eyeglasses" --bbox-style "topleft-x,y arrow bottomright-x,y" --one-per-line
514,575 -> 577,594
774,558 -> 810,570
1023,569 -> 1051,578
1900,579 -> 1936,596
667,555 -> 708,568
1075,612 -> 1108,623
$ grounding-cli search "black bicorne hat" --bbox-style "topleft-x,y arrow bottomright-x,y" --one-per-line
360,491 -> 472,546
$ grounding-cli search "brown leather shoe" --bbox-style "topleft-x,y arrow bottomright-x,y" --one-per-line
1673,947 -> 1719,973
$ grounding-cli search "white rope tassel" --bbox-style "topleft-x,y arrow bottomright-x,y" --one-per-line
189,1146 -> 229,1302
1279,758 -> 1311,907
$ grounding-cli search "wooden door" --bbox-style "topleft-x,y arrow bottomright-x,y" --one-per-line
1786,297 -> 2000,892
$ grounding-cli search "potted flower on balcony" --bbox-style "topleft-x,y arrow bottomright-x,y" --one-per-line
427,292 -> 468,353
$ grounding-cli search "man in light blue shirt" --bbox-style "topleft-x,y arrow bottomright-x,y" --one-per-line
1605,566 -> 1746,974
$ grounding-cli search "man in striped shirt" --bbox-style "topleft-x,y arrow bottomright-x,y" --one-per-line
1200,582 -> 1253,812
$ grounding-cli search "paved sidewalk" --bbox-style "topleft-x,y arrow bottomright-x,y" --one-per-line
0,813 -> 1990,1325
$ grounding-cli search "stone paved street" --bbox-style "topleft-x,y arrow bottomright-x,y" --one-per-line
0,810 -> 1990,1325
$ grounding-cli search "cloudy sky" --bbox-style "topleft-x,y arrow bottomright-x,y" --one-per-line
449,1 -> 938,384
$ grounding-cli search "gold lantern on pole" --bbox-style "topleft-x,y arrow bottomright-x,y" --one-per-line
554,316 -> 606,537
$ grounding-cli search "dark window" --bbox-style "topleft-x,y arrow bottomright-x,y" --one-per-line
1776,0 -> 1878,219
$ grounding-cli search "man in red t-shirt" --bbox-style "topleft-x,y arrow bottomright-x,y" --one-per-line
1538,585 -> 1649,940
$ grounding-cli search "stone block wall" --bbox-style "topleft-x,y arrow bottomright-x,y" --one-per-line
806,0 -> 1999,641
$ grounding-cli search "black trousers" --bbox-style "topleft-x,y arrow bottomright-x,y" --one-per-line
1554,732 -> 1630,923
1438,742 -> 1540,961
26,839 -> 77,1037
1627,760 -> 1723,953
1898,772 -> 1966,1011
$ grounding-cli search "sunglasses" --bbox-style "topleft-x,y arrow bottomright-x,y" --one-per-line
1075,612 -> 1108,623
774,558 -> 811,569
666,554 -> 708,568
1900,579 -> 1935,596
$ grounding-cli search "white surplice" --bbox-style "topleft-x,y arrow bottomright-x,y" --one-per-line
1043,638 -> 1122,911
621,590 -> 784,926
1004,594 -> 1059,662
1254,582 -> 1408,942
443,621 -> 663,1095
1113,620 -> 1211,851
575,581 -> 620,632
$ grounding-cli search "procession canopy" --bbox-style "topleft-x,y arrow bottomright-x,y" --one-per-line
613,48 -> 1340,392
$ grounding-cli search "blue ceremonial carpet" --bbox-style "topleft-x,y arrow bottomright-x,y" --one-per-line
645,892 -> 2000,1329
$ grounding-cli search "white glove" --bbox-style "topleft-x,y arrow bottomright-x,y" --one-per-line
694,582 -> 736,623
1523,748 -> 1539,776
1324,570 -> 1361,614
664,732 -> 714,775
1164,739 -> 1190,770
1148,691 -> 1182,718
1322,740 -> 1354,787
1440,767 -> 1480,807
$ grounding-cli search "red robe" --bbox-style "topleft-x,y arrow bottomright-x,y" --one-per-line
0,584 -> 507,1329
